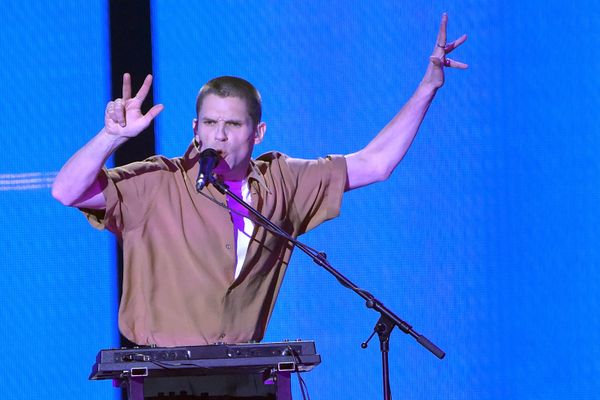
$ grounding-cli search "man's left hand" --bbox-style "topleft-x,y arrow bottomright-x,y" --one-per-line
422,13 -> 468,90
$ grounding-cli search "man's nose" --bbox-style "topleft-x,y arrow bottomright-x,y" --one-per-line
215,122 -> 227,141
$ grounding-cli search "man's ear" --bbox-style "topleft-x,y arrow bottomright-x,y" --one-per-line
254,122 -> 266,145
192,118 -> 199,141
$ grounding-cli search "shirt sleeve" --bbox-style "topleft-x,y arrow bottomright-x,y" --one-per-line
80,159 -> 166,234
284,154 -> 347,235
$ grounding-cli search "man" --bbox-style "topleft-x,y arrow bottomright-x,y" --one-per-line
52,14 -> 466,348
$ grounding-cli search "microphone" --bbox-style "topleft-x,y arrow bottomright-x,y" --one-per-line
196,148 -> 219,192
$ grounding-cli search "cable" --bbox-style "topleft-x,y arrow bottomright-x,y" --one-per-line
286,345 -> 311,400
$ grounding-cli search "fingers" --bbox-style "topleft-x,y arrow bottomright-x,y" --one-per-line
106,99 -> 127,127
105,74 -> 161,133
134,74 -> 154,102
444,34 -> 468,53
435,12 -> 448,47
429,55 -> 468,69
430,13 -> 468,70
122,73 -> 154,102
122,73 -> 132,101
445,57 -> 469,69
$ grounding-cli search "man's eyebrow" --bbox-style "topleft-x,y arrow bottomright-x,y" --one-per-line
200,117 -> 243,123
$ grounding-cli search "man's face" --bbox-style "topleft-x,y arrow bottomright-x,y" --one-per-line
193,94 -> 265,180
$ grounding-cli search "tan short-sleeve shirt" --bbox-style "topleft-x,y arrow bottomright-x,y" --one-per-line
83,142 -> 347,346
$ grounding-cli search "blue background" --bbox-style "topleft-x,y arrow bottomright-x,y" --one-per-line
1,1 -> 598,399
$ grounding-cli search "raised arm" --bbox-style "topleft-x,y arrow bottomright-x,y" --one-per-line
51,74 -> 163,209
344,13 -> 468,191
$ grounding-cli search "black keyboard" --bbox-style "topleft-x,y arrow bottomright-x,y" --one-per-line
90,340 -> 321,380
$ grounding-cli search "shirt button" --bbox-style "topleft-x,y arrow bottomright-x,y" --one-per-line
225,243 -> 232,250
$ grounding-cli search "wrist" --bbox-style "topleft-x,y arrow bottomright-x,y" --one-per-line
417,81 -> 440,96
99,127 -> 129,148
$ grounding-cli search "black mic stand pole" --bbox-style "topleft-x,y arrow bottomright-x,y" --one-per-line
207,176 -> 445,400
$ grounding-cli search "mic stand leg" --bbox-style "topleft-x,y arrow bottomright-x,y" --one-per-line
382,346 -> 391,400
374,315 -> 394,400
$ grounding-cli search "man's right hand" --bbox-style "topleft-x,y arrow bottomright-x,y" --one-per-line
104,73 -> 164,138
52,73 -> 163,209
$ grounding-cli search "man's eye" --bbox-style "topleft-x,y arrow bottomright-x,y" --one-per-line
227,122 -> 242,127
203,120 -> 216,125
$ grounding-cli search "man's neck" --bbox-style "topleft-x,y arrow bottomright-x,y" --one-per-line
220,169 -> 246,182
219,159 -> 252,182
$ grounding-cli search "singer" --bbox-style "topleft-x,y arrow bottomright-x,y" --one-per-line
53,13 -> 466,352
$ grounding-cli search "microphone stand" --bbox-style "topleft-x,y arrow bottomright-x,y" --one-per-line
207,176 -> 445,400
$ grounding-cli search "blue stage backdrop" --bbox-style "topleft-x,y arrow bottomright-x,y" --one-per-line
0,1 -> 118,399
1,0 -> 599,399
